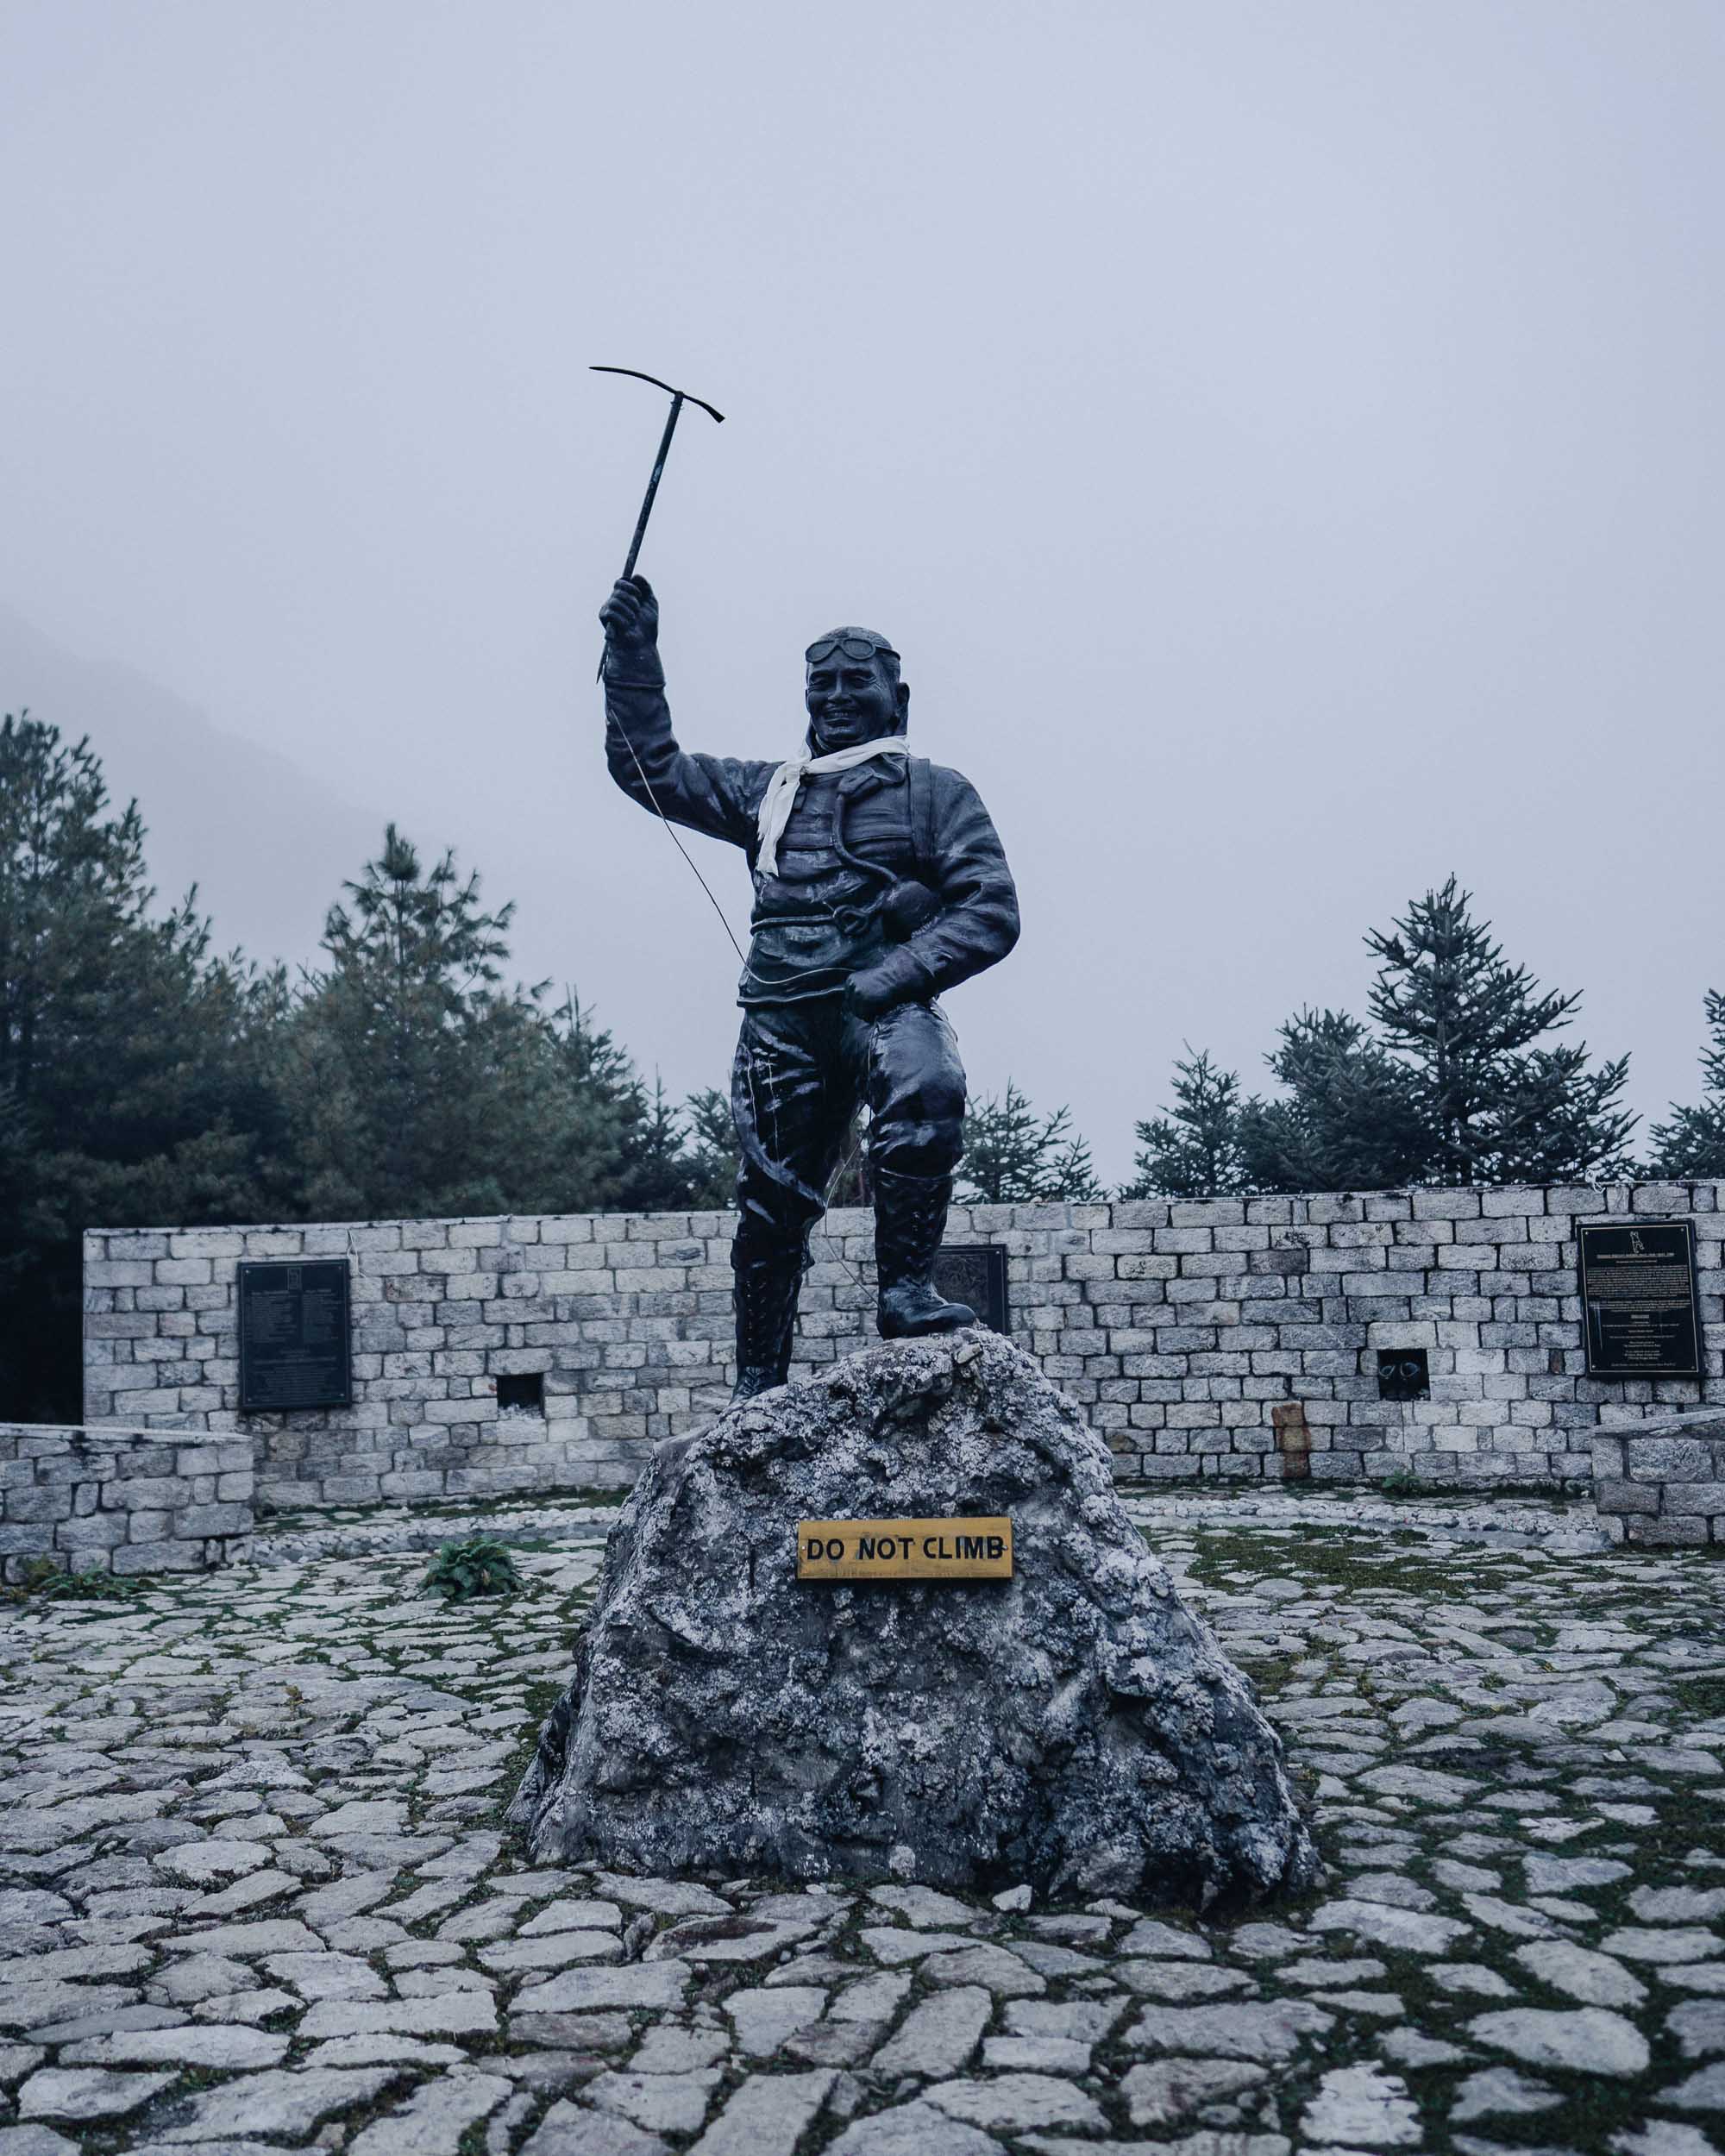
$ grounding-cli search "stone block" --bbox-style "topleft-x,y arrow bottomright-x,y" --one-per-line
1626,1515 -> 1709,1547
176,1501 -> 253,1537
1544,1186 -> 1603,1214
318,1476 -> 382,1503
1661,1481 -> 1725,1516
1483,1186 -> 1545,1216
3,1487 -> 71,1525
256,1476 -> 322,1507
291,1225 -> 348,1256
1310,1451 -> 1366,1479
113,1540 -> 202,1573
449,1220 -> 502,1247
54,1514 -> 130,1551
380,1470 -> 446,1498
1592,1476 -> 1658,1516
1626,1436 -> 1716,1482
104,1473 -> 194,1510
1411,1188 -> 1484,1220
346,1225 -> 404,1252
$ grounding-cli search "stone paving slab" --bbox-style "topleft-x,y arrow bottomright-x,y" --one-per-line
0,1501 -> 1722,2151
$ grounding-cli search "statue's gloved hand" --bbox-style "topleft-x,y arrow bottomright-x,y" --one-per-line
843,964 -> 903,1023
599,574 -> 660,659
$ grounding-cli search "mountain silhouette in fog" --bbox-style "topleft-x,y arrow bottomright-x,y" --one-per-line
0,605 -> 381,974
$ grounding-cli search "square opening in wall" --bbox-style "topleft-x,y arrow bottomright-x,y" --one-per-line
1376,1348 -> 1430,1403
496,1372 -> 545,1417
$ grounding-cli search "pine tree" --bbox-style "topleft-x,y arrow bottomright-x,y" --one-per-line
1486,1044 -> 1635,1182
1239,1010 -> 1430,1193
680,1086 -> 742,1208
0,713 -> 284,1418
536,1003 -> 708,1213
1124,1048 -> 1248,1198
1365,877 -> 1633,1184
286,826 -> 524,1219
1646,991 -> 1725,1177
286,835 -> 714,1219
1043,1115 -> 1102,1205
957,1081 -> 1101,1205
285,817 -> 730,1223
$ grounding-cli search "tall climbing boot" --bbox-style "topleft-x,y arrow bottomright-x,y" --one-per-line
730,1236 -> 805,1401
873,1165 -> 976,1339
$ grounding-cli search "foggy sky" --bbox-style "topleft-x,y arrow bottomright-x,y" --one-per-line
3,1 -> 1722,1185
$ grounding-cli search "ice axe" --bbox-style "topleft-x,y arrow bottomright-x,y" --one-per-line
593,366 -> 724,679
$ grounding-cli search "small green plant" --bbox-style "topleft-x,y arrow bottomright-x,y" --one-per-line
41,1567 -> 141,1602
420,1535 -> 522,1603
3,1558 -> 141,1605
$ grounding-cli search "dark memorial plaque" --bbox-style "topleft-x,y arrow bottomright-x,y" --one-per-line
933,1244 -> 1010,1337
1578,1220 -> 1703,1379
238,1259 -> 353,1413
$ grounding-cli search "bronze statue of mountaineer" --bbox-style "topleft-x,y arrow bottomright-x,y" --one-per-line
599,576 -> 1020,1398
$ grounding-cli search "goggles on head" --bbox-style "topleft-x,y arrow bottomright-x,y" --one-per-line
806,633 -> 899,666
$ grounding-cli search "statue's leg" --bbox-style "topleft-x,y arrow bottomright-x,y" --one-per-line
858,1000 -> 975,1339
728,1004 -> 857,1399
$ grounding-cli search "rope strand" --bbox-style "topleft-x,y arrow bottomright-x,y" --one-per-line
607,692 -> 749,965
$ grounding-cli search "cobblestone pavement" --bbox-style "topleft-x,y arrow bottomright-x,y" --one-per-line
2,1507 -> 1723,2155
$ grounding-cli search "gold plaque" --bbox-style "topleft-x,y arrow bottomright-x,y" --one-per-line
796,1516 -> 1013,1583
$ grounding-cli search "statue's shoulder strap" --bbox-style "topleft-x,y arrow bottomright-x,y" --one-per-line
908,755 -> 938,881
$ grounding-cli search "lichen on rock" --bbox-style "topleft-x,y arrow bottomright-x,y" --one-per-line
510,1331 -> 1318,1907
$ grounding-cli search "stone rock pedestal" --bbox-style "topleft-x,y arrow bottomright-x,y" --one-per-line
510,1332 -> 1317,1908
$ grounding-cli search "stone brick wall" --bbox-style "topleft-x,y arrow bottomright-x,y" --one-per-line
1593,1410 -> 1725,1546
85,1180 -> 1725,1509
0,1425 -> 254,1579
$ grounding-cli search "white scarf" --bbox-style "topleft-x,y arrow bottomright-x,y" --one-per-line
755,736 -> 908,877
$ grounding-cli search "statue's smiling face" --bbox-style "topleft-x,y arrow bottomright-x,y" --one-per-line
805,635 -> 907,752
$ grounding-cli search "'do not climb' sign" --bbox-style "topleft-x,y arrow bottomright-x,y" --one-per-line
796,1516 -> 1013,1583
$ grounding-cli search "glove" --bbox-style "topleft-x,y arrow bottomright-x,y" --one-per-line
844,953 -> 932,1021
599,575 -> 661,667
843,968 -> 896,1021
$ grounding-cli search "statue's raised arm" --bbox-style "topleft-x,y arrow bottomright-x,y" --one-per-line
600,575 -> 775,849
